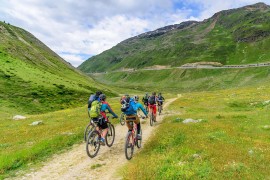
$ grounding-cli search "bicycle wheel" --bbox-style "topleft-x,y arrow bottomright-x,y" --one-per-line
150,112 -> 154,126
105,123 -> 115,147
136,129 -> 142,148
125,131 -> 134,160
119,113 -> 125,126
84,123 -> 94,141
158,105 -> 162,115
86,130 -> 100,158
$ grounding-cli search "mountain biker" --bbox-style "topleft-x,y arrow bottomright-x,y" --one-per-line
98,94 -> 118,145
142,93 -> 149,112
148,92 -> 158,121
120,94 -> 129,104
157,93 -> 165,110
123,96 -> 148,140
88,91 -> 102,109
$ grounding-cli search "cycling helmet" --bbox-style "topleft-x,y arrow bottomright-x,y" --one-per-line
99,94 -> 106,101
96,91 -> 102,96
134,95 -> 139,101
158,92 -> 161,96
152,92 -> 156,96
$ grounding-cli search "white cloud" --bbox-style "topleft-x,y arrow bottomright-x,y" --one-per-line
1,0 -> 270,67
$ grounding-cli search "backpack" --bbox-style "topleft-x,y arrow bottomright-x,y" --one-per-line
143,95 -> 148,103
88,94 -> 96,108
149,95 -> 156,105
89,100 -> 101,118
121,97 -> 136,115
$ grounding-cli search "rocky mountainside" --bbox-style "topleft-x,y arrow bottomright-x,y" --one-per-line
0,21 -> 113,114
78,2 -> 270,73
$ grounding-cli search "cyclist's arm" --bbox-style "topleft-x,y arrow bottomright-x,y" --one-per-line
138,103 -> 148,116
101,104 -> 118,118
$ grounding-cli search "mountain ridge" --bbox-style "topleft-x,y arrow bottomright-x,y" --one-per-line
78,2 -> 270,73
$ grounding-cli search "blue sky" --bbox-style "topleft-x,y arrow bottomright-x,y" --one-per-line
0,0 -> 270,67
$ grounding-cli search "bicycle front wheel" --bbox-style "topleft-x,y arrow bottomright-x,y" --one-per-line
105,123 -> 115,147
125,131 -> 134,160
84,123 -> 94,141
119,113 -> 125,126
86,130 -> 100,158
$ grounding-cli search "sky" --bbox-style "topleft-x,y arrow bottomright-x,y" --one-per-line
0,0 -> 270,67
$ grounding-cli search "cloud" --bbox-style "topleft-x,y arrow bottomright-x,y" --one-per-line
1,0 -> 270,67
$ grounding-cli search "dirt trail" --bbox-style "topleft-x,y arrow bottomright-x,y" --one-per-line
10,98 -> 177,180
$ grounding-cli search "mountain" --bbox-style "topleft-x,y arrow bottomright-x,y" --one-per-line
0,21 -> 114,114
78,2 -> 270,73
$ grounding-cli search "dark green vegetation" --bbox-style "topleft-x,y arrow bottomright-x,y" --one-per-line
123,88 -> 270,179
0,21 -> 115,115
79,3 -> 270,73
91,66 -> 270,93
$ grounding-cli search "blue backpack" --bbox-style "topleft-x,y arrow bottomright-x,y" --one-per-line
121,97 -> 137,115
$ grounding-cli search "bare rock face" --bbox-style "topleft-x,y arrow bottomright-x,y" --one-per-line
13,115 -> 26,120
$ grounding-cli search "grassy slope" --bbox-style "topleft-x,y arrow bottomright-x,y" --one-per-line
79,3 -> 270,72
122,86 -> 270,179
0,21 -> 115,115
91,66 -> 270,93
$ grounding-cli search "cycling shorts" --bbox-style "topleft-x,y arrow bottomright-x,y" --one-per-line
148,104 -> 157,115
92,117 -> 108,129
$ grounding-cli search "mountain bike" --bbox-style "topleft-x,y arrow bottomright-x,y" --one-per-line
119,112 -> 125,125
148,105 -> 156,126
157,100 -> 164,115
125,119 -> 142,160
86,116 -> 115,158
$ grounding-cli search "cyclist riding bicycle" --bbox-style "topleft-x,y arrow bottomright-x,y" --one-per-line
148,92 -> 158,121
142,93 -> 149,112
88,91 -> 102,109
122,95 -> 148,140
98,94 -> 118,145
157,93 -> 165,110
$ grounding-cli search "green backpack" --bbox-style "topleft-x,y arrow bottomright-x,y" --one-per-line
89,100 -> 101,118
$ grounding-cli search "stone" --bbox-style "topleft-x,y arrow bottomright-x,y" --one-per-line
13,115 -> 26,120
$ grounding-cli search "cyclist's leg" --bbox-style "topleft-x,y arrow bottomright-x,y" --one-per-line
153,105 -> 157,120
134,115 -> 141,134
126,115 -> 136,131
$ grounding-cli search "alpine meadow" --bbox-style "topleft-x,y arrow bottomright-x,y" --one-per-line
1,2 -> 270,180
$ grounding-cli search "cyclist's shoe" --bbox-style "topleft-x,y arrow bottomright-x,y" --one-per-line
99,137 -> 105,146
137,134 -> 142,140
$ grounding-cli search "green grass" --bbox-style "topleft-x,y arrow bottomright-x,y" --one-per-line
0,97 -> 122,179
91,66 -> 270,93
0,21 -> 116,114
122,87 -> 270,179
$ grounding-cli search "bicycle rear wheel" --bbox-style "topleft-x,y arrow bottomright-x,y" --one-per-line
119,113 -> 125,126
86,130 -> 100,158
158,105 -> 162,115
125,131 -> 134,160
136,129 -> 142,148
84,123 -> 94,141
105,123 -> 115,147
150,112 -> 154,126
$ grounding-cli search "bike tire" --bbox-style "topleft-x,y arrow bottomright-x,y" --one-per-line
150,113 -> 154,126
125,131 -> 134,160
136,129 -> 142,148
158,106 -> 161,115
86,130 -> 100,158
120,113 -> 125,126
84,123 -> 94,141
105,123 -> 115,147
